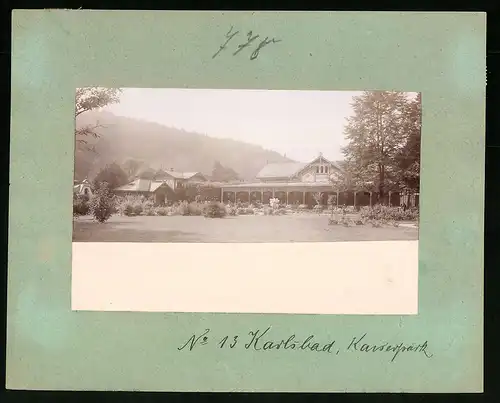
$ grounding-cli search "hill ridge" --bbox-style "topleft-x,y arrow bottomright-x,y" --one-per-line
74,111 -> 296,182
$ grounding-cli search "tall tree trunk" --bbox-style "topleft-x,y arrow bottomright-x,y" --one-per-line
378,163 -> 385,204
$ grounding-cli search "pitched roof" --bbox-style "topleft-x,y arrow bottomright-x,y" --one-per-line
149,182 -> 165,192
295,155 -> 344,176
153,170 -> 206,180
115,179 -> 175,193
114,179 -> 146,192
221,182 -> 335,189
136,178 -> 152,192
256,162 -> 307,179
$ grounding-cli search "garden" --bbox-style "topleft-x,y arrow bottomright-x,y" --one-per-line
74,190 -> 418,225
73,187 -> 419,243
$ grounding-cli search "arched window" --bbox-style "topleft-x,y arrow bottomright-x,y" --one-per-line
316,166 -> 319,173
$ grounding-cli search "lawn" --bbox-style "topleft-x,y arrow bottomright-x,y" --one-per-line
73,214 -> 418,243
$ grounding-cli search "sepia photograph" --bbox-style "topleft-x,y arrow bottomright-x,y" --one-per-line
72,88 -> 421,243
72,87 -> 420,314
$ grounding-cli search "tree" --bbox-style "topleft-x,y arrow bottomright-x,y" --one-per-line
212,161 -> 239,182
89,182 -> 115,223
75,87 -> 122,149
312,192 -> 324,206
93,162 -> 129,190
342,91 -> 411,203
395,93 -> 421,192
122,158 -> 145,179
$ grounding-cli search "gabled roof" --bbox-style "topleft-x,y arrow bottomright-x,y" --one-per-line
136,178 -> 152,192
256,162 -> 307,179
115,179 -> 172,193
153,170 -> 206,181
150,182 -> 168,192
296,154 -> 344,176
256,155 -> 345,180
115,179 -> 146,192
73,182 -> 91,193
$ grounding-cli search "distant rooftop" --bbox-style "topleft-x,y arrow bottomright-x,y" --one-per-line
256,162 -> 307,179
256,154 -> 345,179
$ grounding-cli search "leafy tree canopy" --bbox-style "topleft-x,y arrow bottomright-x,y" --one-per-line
340,91 -> 421,202
212,160 -> 240,182
75,87 -> 122,149
93,162 -> 129,190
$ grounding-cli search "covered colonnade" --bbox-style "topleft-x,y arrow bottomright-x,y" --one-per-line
219,183 -> 407,208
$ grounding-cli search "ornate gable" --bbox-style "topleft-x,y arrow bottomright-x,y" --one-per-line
295,153 -> 343,183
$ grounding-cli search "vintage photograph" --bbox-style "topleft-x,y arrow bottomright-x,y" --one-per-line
72,88 -> 421,243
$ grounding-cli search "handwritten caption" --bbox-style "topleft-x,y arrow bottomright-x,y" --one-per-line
177,327 -> 433,363
212,26 -> 282,60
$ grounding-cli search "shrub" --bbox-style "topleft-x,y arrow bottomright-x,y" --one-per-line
276,208 -> 287,215
89,183 -> 114,223
156,207 -> 168,216
115,195 -> 143,216
188,202 -> 203,216
143,207 -> 156,216
225,205 -> 238,216
133,204 -> 143,216
360,205 -> 419,222
73,194 -> 90,216
263,207 -> 274,215
123,204 -> 134,216
269,197 -> 280,209
203,201 -> 227,218
176,201 -> 190,216
297,204 -> 308,210
328,218 -> 339,225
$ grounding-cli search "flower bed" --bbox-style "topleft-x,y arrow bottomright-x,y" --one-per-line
359,205 -> 418,221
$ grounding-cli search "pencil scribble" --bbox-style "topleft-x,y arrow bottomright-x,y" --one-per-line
212,26 -> 240,59
250,37 -> 282,60
213,26 -> 282,60
233,31 -> 260,56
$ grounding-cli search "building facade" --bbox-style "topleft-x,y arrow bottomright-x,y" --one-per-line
220,154 -> 419,208
111,155 -> 419,208
114,169 -> 208,204
73,179 -> 93,197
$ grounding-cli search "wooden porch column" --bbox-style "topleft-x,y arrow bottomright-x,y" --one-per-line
336,190 -> 339,207
272,188 -> 275,198
286,192 -> 289,205
369,192 -> 372,207
302,192 -> 306,204
261,190 -> 263,202
221,187 -> 224,202
353,191 -> 357,208
248,190 -> 251,202
388,191 -> 392,207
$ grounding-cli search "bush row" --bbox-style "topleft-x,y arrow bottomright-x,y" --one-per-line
359,205 -> 419,221
328,217 -> 404,228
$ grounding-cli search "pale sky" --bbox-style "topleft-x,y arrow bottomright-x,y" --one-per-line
104,88 -> 363,162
